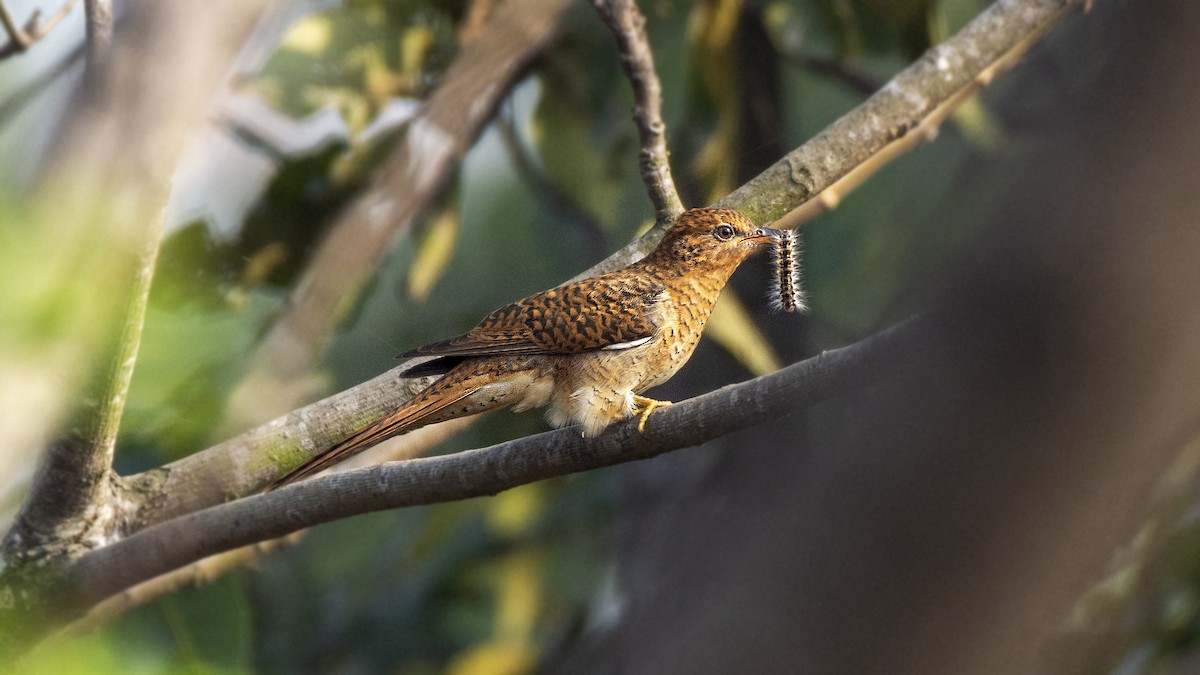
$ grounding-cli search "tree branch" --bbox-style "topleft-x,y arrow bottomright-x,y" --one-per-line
63,532 -> 305,637
121,0 -> 1087,534
590,0 -> 685,227
69,315 -> 932,613
0,0 -> 80,59
718,0 -> 1084,228
65,416 -> 474,628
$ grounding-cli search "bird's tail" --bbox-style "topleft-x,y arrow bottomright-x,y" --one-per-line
266,361 -> 539,491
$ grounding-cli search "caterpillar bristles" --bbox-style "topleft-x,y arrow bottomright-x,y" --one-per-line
769,229 -> 807,313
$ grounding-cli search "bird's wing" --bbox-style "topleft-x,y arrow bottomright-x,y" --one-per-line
401,274 -> 666,358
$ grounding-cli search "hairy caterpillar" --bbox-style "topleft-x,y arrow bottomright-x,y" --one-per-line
770,229 -> 807,313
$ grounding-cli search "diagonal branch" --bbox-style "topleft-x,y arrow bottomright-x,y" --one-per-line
590,0 -> 685,226
0,0 -> 80,59
120,0 -> 1087,535
219,0 -> 572,438
718,0 -> 1084,227
69,315 -> 933,613
63,532 -> 305,637
66,416 -> 474,629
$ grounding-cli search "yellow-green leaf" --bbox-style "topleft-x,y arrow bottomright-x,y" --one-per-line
408,207 -> 460,301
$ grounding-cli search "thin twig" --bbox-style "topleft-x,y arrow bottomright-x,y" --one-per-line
590,0 -> 686,227
0,0 -> 81,59
69,315 -> 932,612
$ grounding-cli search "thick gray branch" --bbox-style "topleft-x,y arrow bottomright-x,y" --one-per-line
71,316 -> 932,611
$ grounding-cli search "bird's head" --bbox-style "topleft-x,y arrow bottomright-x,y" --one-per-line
647,207 -> 782,272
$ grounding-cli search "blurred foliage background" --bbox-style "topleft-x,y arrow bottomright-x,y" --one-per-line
4,0 -> 1197,673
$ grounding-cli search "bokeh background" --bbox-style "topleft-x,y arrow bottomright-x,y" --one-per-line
4,0 -> 1200,673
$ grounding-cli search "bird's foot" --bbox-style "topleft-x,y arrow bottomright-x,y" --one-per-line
632,396 -> 672,432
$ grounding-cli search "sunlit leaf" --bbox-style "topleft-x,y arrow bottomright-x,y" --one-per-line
494,548 -> 543,641
485,483 -> 545,538
951,97 -> 1004,152
408,206 -> 460,301
281,15 -> 333,55
445,640 -> 537,675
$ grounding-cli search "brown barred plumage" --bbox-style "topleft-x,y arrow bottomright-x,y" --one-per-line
269,207 -> 783,489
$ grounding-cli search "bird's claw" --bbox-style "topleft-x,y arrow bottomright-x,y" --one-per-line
632,396 -> 672,432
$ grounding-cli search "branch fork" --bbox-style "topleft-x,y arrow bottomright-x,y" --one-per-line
0,0 -> 80,58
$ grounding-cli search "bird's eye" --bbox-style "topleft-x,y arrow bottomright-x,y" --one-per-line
714,224 -> 735,241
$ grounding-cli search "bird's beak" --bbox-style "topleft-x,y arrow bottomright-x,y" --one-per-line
741,227 -> 785,246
